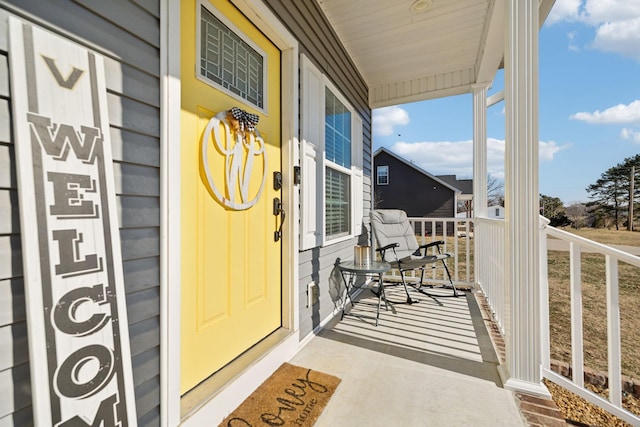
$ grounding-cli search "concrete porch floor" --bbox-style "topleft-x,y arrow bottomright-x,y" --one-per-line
290,283 -> 535,426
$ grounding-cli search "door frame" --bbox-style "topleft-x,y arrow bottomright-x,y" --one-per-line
161,0 -> 300,425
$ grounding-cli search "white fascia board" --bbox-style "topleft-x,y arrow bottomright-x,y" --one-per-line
475,0 -> 505,85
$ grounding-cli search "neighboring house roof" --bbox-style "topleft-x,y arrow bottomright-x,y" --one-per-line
436,175 -> 473,196
374,147 -> 461,194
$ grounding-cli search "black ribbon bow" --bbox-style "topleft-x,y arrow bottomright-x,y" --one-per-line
230,107 -> 259,132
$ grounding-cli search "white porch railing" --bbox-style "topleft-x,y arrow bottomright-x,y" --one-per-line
474,218 -> 507,334
385,215 -> 640,424
539,219 -> 640,425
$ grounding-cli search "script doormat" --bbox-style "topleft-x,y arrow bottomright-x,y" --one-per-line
220,363 -> 341,426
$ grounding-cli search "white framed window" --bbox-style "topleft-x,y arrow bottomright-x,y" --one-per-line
300,54 -> 363,249
197,2 -> 267,112
377,165 -> 389,185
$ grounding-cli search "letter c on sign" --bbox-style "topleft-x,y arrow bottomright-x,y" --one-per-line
53,284 -> 110,336
54,344 -> 115,399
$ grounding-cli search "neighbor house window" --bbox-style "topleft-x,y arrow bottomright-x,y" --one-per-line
495,207 -> 500,217
377,165 -> 389,185
299,55 -> 364,249
198,4 -> 266,110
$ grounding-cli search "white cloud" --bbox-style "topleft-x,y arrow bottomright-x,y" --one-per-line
539,140 -> 566,161
389,138 -> 565,180
621,127 -> 640,143
570,100 -> 640,124
372,106 -> 409,136
582,0 -> 640,25
546,0 -> 582,25
547,0 -> 640,60
592,18 -> 640,60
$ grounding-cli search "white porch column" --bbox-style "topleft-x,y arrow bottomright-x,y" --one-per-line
472,83 -> 489,219
503,0 -> 548,396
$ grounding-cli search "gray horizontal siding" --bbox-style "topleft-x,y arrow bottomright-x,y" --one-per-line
298,238 -> 360,336
0,363 -> 31,423
0,322 -> 28,371
0,53 -> 8,95
132,0 -> 160,18
266,0 -> 372,177
123,256 -> 160,293
0,100 -> 10,142
0,143 -> 14,187
0,190 -> 19,235
374,151 -> 456,217
0,1 -> 161,424
0,406 -> 32,427
0,279 -> 25,328
74,0 -> 160,46
0,1 -> 159,76
0,235 -> 21,281
111,128 -> 160,167
266,1 -> 373,337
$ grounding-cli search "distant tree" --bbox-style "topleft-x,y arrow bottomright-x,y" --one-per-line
456,175 -> 504,216
488,175 -> 504,207
586,154 -> 640,230
587,202 -> 614,229
373,187 -> 384,209
540,194 -> 569,226
565,202 -> 588,229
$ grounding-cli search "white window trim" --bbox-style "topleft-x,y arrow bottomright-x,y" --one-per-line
377,165 -> 389,185
196,0 -> 269,114
300,54 -> 363,250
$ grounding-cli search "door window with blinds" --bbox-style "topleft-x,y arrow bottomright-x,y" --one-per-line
300,54 -> 363,249
197,2 -> 267,111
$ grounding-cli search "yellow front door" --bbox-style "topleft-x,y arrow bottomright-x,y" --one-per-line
180,0 -> 282,393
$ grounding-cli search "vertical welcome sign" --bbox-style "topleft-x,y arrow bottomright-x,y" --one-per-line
9,18 -> 137,426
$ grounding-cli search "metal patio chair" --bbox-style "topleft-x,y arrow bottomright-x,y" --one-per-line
370,209 -> 459,304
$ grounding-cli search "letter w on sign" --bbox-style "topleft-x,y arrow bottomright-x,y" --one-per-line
9,17 -> 138,427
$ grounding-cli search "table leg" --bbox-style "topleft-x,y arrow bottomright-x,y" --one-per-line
340,270 -> 355,321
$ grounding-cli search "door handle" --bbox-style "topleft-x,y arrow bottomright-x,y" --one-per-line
273,197 -> 285,242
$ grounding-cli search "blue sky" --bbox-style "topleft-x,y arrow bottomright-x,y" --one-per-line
372,0 -> 640,205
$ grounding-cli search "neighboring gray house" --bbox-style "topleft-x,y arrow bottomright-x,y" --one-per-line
436,174 -> 474,216
373,147 -> 464,218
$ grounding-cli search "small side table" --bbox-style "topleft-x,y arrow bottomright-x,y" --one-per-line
338,260 -> 393,326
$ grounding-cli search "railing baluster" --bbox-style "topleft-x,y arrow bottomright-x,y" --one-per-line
570,241 -> 584,388
539,222 -> 550,368
606,255 -> 622,408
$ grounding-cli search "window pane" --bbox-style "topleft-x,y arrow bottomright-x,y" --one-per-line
325,167 -> 350,237
200,6 -> 264,108
325,88 -> 351,168
377,165 -> 388,185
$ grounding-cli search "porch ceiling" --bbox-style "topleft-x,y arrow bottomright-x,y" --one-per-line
317,0 -> 555,108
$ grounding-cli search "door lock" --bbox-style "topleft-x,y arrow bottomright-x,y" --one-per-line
273,171 -> 282,190
273,197 -> 285,242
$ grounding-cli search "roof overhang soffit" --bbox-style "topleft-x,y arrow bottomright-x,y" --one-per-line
368,0 -> 556,109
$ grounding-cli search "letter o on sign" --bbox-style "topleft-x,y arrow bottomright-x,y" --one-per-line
54,344 -> 115,399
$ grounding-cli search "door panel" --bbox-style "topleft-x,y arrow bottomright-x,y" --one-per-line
180,0 -> 282,393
